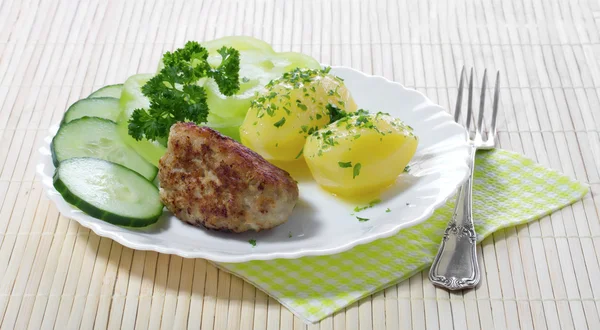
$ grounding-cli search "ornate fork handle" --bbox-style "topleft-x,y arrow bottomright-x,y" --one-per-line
429,145 -> 480,290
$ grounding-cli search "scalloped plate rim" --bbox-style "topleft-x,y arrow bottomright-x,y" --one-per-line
37,66 -> 470,262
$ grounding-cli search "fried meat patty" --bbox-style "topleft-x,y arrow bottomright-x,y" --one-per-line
158,122 -> 299,232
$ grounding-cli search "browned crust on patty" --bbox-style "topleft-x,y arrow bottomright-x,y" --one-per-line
158,122 -> 299,232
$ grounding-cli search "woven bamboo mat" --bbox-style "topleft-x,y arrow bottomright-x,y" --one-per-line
1,0 -> 599,329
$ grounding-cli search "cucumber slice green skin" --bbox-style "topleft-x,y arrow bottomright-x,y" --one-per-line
51,117 -> 158,181
62,97 -> 121,124
88,84 -> 123,99
53,158 -> 163,227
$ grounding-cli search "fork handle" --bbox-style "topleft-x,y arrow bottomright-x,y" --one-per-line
429,146 -> 480,290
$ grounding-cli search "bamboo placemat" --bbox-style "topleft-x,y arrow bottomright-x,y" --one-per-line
1,0 -> 599,329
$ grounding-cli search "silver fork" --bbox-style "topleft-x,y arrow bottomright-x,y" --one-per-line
429,67 -> 500,290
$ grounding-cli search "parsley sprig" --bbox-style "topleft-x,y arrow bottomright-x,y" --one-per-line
325,103 -> 348,123
128,41 -> 241,142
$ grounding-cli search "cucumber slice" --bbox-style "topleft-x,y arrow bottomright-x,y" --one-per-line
205,120 -> 242,141
88,84 -> 123,99
202,36 -> 275,53
62,97 -> 121,124
272,52 -> 322,72
53,157 -> 163,227
51,117 -> 158,181
119,74 -> 152,119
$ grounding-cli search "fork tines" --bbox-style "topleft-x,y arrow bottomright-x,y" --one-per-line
454,66 -> 500,144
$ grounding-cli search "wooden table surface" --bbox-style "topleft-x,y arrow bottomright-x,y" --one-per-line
1,0 -> 600,329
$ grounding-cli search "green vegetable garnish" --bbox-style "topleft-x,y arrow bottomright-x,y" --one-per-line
404,165 -> 411,172
296,101 -> 308,111
267,67 -> 331,88
322,130 -> 337,147
354,199 -> 381,212
353,163 -> 361,178
338,161 -> 352,168
356,216 -> 369,222
386,208 -> 391,213
326,103 -> 348,123
128,41 -> 241,142
274,117 -> 286,128
295,148 -> 304,159
249,239 -> 257,247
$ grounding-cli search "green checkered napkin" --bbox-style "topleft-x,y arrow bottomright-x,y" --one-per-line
218,149 -> 589,323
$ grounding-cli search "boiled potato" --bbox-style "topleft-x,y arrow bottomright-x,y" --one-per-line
240,68 -> 357,161
304,112 -> 418,196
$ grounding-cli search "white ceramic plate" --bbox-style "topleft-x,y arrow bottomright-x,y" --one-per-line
37,66 -> 470,263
